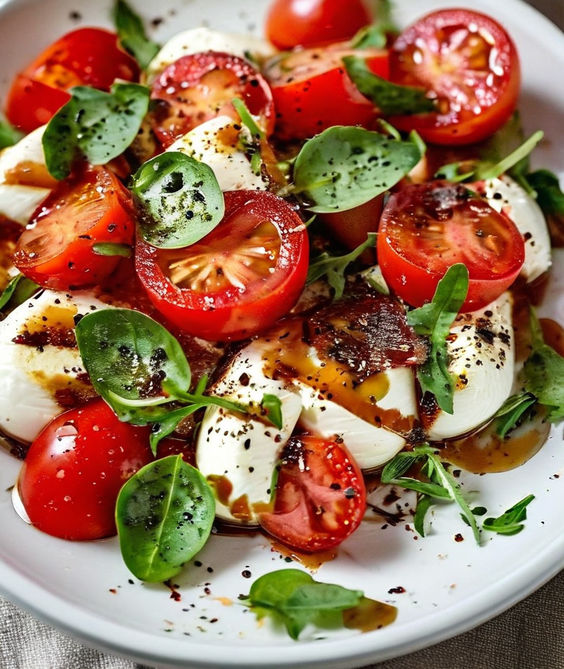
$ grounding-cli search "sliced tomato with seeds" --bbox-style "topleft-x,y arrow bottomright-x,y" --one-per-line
259,435 -> 366,553
135,190 -> 309,341
14,166 -> 135,291
150,51 -> 275,147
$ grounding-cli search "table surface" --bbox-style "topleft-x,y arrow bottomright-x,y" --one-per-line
1,1 -> 563,668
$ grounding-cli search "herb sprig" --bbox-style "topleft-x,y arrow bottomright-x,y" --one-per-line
113,0 -> 160,70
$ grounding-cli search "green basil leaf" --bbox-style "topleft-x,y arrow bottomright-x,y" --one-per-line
351,1 -> 396,49
307,233 -> 377,300
407,264 -> 469,414
493,391 -> 537,438
148,405 -> 202,456
343,56 -> 435,116
0,119 -> 23,149
116,455 -> 215,581
525,169 -> 564,216
132,151 -> 225,249
284,583 -> 363,612
75,308 -> 191,418
92,242 -> 132,258
261,394 -> 283,430
43,82 -> 150,180
0,274 -> 39,313
113,0 -> 160,71
413,494 -> 433,537
293,126 -> 422,214
482,494 -> 535,536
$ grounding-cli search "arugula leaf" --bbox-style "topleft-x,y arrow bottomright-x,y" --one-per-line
343,56 -> 435,116
131,151 -> 225,249
413,494 -> 433,537
293,126 -> 422,214
525,169 -> 564,216
493,391 -> 537,438
381,449 -> 451,500
0,119 -> 23,149
407,264 -> 469,414
483,495 -> 535,536
43,83 -> 149,180
522,309 -> 564,421
434,161 -> 477,183
92,242 -> 132,258
261,394 -> 283,430
307,233 -> 376,299
116,455 -> 215,581
350,0 -> 397,49
113,0 -> 160,70
0,274 -> 39,313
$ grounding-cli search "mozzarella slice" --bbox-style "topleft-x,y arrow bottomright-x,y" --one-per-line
482,175 -> 552,283
146,28 -> 275,83
425,292 -> 515,441
0,125 -> 55,224
168,116 -> 267,192
196,342 -> 302,525
0,290 -> 109,443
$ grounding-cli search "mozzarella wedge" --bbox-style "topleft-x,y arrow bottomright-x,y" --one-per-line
168,116 -> 267,192
482,175 -> 552,282
146,28 -> 275,83
425,292 -> 515,441
0,290 -> 108,443
196,342 -> 302,525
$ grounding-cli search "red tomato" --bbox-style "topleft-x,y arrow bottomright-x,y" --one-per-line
377,182 -> 525,311
135,190 -> 309,341
150,52 -> 275,147
265,0 -> 371,50
5,28 -> 139,132
264,46 -> 389,140
18,401 -> 153,541
14,166 -> 135,291
259,435 -> 366,553
388,9 -> 520,145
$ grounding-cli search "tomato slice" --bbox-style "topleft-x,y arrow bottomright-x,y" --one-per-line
135,190 -> 309,341
264,46 -> 389,141
18,400 -> 153,541
377,181 -> 525,311
259,435 -> 366,553
388,9 -> 520,145
150,52 -> 275,147
14,166 -> 135,291
5,28 -> 139,132
265,0 -> 372,50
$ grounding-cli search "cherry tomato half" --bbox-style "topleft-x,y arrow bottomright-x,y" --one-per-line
388,9 -> 520,145
150,51 -> 275,147
135,190 -> 309,341
265,0 -> 371,50
377,181 -> 525,311
5,28 -> 139,132
259,435 -> 366,553
264,46 -> 389,141
18,400 -> 153,541
14,166 -> 135,291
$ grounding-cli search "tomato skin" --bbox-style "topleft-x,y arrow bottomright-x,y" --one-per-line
377,182 -> 525,311
5,28 -> 139,132
265,0 -> 371,50
135,190 -> 309,341
265,47 -> 389,141
18,400 -> 153,541
14,166 -> 135,291
259,436 -> 366,553
388,9 -> 520,145
150,52 -> 275,147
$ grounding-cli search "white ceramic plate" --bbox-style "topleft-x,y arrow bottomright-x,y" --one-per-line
0,1 -> 563,667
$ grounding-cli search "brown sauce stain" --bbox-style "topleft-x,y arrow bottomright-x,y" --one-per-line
207,475 -> 233,507
267,538 -> 337,570
4,161 -> 57,189
229,494 -> 252,522
343,597 -> 398,632
30,371 -> 96,409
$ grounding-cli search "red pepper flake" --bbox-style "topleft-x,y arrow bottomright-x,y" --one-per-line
388,586 -> 406,594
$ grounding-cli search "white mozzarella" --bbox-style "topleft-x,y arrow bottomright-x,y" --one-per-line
0,290 -> 109,443
168,116 -> 267,192
146,28 -> 275,83
0,125 -> 53,224
196,342 -> 302,525
482,175 -> 552,282
425,292 -> 515,441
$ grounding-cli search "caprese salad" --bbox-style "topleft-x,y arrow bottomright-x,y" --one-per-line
0,0 -> 562,638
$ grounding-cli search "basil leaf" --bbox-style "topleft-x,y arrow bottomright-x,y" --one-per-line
261,394 -> 283,430
307,233 -> 376,299
116,455 -> 215,581
0,274 -> 39,313
132,151 -> 225,249
0,119 -> 23,149
43,83 -> 150,180
293,126 -> 422,214
92,242 -> 132,258
493,391 -> 537,438
351,0 -> 397,49
148,405 -> 202,456
343,56 -> 435,116
113,0 -> 160,71
407,264 -> 469,414
482,495 -> 535,536
75,308 -> 192,418
525,169 -> 564,216
413,494 -> 433,537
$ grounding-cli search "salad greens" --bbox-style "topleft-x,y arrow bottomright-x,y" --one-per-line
0,118 -> 23,149
0,274 -> 39,314
350,0 -> 397,49
482,495 -> 535,536
113,0 -> 160,71
493,392 -> 537,438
